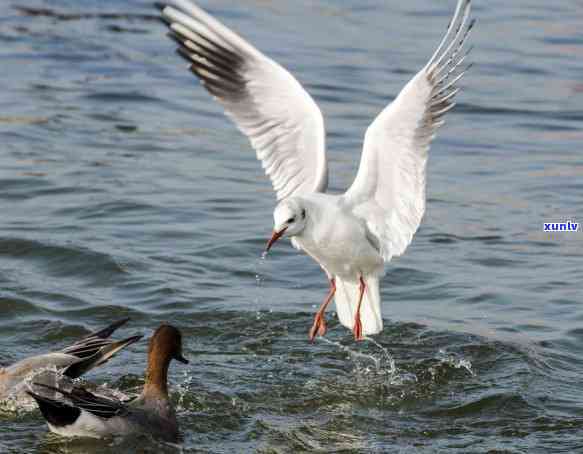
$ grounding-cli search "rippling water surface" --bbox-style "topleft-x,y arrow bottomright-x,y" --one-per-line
1,0 -> 583,452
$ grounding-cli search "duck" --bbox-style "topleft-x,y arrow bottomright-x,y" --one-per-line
0,318 -> 141,401
27,324 -> 189,443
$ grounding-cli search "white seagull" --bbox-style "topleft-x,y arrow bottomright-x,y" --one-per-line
159,0 -> 474,340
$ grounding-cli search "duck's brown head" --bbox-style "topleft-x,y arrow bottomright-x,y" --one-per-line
144,324 -> 188,397
149,324 -> 188,366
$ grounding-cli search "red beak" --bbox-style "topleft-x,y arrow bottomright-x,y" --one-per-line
265,227 -> 287,252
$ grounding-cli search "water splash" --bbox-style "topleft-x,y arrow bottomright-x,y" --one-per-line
175,367 -> 197,413
318,336 -> 412,385
94,382 -> 134,402
0,365 -> 62,414
435,348 -> 475,377
0,393 -> 36,415
253,253 -> 269,319
363,336 -> 397,376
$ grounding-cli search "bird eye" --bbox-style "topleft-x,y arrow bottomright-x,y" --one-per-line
301,209 -> 306,219
287,217 -> 295,223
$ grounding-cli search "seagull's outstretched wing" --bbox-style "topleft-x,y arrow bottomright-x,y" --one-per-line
160,0 -> 327,200
344,0 -> 474,261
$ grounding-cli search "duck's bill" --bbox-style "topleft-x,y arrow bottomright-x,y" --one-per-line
175,354 -> 189,364
265,227 -> 287,252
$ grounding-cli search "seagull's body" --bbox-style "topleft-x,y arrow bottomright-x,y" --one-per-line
291,194 -> 383,279
284,193 -> 385,337
159,0 -> 474,340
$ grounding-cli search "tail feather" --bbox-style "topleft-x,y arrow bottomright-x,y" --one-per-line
61,318 -> 132,359
81,317 -> 131,341
27,389 -> 81,427
334,276 -> 383,336
62,335 -> 143,379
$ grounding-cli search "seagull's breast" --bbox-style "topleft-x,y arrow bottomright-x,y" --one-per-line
295,206 -> 383,279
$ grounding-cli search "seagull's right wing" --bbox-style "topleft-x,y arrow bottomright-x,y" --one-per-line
160,0 -> 328,200
344,0 -> 473,261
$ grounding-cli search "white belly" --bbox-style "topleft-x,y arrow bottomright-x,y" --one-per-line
294,215 -> 383,279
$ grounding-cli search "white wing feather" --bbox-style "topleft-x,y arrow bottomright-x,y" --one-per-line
344,0 -> 474,261
161,0 -> 327,200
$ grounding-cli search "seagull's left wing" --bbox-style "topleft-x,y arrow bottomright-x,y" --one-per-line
160,0 -> 327,200
344,0 -> 474,261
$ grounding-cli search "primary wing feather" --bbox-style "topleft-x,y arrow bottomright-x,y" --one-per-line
61,318 -> 130,359
34,384 -> 126,419
345,0 -> 474,261
161,0 -> 327,200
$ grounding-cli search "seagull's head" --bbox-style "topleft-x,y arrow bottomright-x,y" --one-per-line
265,198 -> 307,252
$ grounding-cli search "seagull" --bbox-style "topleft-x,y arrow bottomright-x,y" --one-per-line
159,0 -> 474,341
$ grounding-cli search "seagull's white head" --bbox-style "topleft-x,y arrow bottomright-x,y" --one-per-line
265,198 -> 307,252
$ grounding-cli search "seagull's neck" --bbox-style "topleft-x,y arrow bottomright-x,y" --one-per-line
294,194 -> 338,244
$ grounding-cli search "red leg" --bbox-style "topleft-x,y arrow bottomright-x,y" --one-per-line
309,278 -> 336,342
353,277 -> 366,341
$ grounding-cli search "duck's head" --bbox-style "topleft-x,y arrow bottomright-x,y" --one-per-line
149,324 -> 188,366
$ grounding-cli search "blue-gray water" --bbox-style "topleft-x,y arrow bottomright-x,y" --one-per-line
1,0 -> 582,452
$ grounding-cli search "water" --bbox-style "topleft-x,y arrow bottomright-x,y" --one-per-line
1,0 -> 582,452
